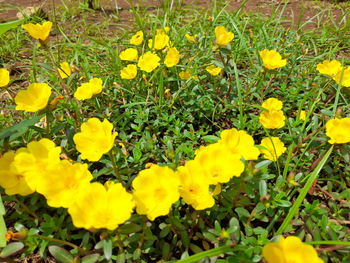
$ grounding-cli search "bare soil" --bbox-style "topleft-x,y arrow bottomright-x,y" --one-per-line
0,0 -> 348,30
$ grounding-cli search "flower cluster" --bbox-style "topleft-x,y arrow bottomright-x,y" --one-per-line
317,59 -> 350,87
119,27 -> 180,80
259,98 -> 286,129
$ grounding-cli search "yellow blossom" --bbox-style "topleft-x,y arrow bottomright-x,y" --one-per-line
12,139 -> 61,191
132,165 -> 180,220
0,151 -> 34,196
262,98 -> 283,111
74,77 -> 103,100
130,30 -> 144,45
58,62 -> 71,79
326,117 -> 350,144
148,33 -> 170,50
263,236 -> 323,263
259,98 -> 286,129
185,33 -> 197,43
194,143 -> 244,184
206,65 -> 222,76
119,48 -> 138,61
179,70 -> 191,80
120,64 -> 137,80
0,68 -> 10,87
22,21 -> 52,41
299,110 -> 307,121
333,66 -> 350,87
68,182 -> 134,230
217,128 -> 260,160
137,51 -> 161,73
36,160 -> 93,208
73,118 -> 118,162
15,83 -> 52,112
259,49 -> 287,70
316,60 -> 342,77
215,26 -> 234,46
164,47 -> 180,68
260,137 -> 286,161
177,160 -> 215,210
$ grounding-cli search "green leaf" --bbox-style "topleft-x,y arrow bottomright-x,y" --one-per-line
81,254 -> 100,263
102,239 -> 112,260
0,196 -> 5,247
0,242 -> 24,258
48,245 -> 74,263
0,114 -> 45,142
118,223 -> 142,234
173,245 -> 234,263
0,20 -> 23,35
276,146 -> 333,235
201,135 -> 220,143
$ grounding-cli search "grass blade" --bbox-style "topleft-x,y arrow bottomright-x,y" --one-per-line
276,146 -> 334,235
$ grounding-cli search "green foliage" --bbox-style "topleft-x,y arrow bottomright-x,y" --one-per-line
0,0 -> 350,262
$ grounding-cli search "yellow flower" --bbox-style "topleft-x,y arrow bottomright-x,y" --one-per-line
15,83 -> 52,112
206,65 -> 222,76
299,110 -> 307,121
316,60 -> 342,77
58,62 -> 71,79
73,118 -> 118,162
132,165 -> 180,220
120,64 -> 137,79
259,98 -> 286,129
0,151 -> 34,196
194,143 -> 244,184
259,49 -> 287,70
137,51 -> 161,73
326,118 -> 350,144
177,160 -> 215,210
179,70 -> 191,80
333,66 -> 350,87
157,27 -> 170,34
215,26 -> 234,46
185,33 -> 197,43
12,138 -> 61,191
263,236 -> 323,263
74,77 -> 103,100
260,137 -> 286,161
68,182 -> 134,230
119,48 -> 138,61
262,98 -> 283,111
164,47 -> 180,68
259,110 -> 286,129
217,128 -> 260,160
36,160 -> 92,208
130,30 -> 143,45
22,21 -> 52,41
148,33 -> 170,50
0,68 -> 10,87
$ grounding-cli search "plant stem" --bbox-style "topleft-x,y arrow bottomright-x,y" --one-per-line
108,151 -> 124,186
13,197 -> 43,223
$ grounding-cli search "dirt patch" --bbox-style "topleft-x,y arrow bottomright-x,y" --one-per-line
0,0 -> 348,30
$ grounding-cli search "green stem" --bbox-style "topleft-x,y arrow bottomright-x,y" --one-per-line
33,234 -> 83,252
172,245 -> 235,263
108,152 -> 124,186
306,241 -> 350,246
13,197 -> 43,223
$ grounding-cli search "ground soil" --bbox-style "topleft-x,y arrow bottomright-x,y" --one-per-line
0,0 -> 348,30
